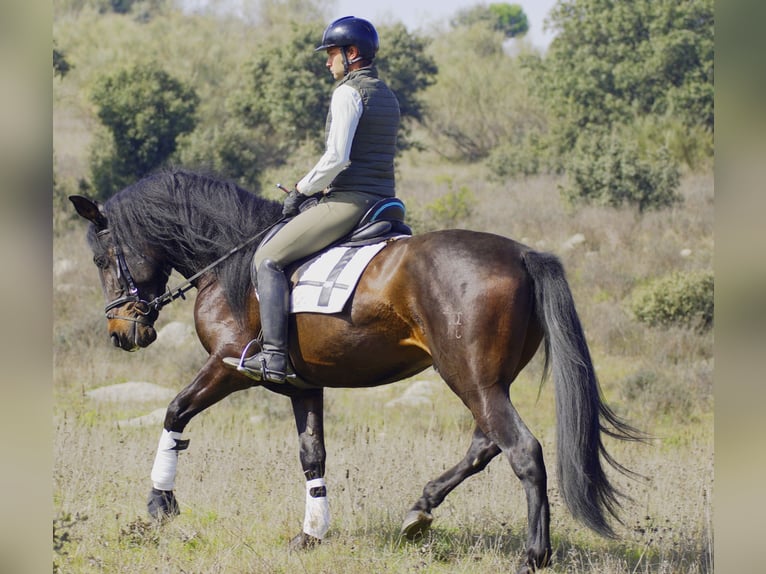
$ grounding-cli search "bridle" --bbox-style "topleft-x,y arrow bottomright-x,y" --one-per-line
97,228 -> 165,326
96,217 -> 281,324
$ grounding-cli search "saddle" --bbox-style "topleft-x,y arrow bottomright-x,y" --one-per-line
258,196 -> 412,252
251,197 -> 411,311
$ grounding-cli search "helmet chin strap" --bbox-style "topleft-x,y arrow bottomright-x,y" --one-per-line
340,46 -> 365,76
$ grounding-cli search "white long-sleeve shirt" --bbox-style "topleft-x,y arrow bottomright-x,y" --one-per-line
296,84 -> 363,195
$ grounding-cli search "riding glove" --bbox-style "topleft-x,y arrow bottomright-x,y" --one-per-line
282,190 -> 309,217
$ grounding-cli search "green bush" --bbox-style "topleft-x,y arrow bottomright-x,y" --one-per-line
177,120 -> 273,193
631,271 -> 714,331
426,178 -> 476,229
89,61 -> 199,198
561,127 -> 682,212
486,132 -> 546,179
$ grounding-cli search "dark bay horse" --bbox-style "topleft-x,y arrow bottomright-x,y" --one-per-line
70,168 -> 643,573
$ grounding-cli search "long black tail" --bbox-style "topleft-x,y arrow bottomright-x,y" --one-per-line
523,250 -> 645,538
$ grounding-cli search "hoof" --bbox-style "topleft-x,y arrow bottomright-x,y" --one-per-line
289,532 -> 321,551
400,509 -> 433,541
517,553 -> 551,573
147,488 -> 180,520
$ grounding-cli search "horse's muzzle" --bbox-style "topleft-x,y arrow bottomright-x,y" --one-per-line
109,323 -> 157,351
106,303 -> 158,351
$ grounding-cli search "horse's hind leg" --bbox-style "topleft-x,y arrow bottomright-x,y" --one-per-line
476,385 -> 551,573
401,426 -> 501,539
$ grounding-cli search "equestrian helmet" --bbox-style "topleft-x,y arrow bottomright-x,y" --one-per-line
315,16 -> 379,61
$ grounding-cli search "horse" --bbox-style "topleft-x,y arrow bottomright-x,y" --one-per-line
69,168 -> 643,573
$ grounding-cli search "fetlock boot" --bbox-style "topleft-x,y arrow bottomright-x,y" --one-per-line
229,258 -> 290,383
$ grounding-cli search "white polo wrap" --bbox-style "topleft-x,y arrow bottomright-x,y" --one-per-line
303,477 -> 330,539
150,429 -> 184,491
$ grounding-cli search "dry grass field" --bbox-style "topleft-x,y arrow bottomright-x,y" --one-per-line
53,149 -> 713,573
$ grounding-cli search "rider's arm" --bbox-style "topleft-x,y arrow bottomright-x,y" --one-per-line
296,84 -> 362,195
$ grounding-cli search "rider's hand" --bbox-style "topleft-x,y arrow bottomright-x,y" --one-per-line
282,189 -> 308,217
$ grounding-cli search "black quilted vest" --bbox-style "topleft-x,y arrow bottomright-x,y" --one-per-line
326,67 -> 400,197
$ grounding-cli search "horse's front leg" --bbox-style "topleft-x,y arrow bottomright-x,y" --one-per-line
148,356 -> 252,519
287,388 -> 328,550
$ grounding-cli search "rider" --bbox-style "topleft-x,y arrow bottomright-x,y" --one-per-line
226,16 -> 401,384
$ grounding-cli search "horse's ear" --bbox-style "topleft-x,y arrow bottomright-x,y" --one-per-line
69,195 -> 108,229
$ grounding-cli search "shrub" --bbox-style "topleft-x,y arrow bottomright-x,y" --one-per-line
561,127 -> 682,212
631,271 -> 714,331
452,3 -> 530,38
89,61 -> 199,198
422,177 -> 476,230
486,132 -> 546,180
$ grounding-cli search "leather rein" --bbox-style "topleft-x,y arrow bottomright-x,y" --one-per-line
98,220 -> 280,323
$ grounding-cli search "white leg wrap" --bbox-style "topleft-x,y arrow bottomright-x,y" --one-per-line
303,478 -> 330,539
150,429 -> 184,491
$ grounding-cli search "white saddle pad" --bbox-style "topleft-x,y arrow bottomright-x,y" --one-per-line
288,241 -> 391,314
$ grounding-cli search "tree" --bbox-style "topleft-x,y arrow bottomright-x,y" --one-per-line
55,0 -> 168,15
452,3 -> 529,38
89,62 -> 199,197
533,0 -> 713,208
541,0 -> 713,153
423,22 -> 544,162
230,22 -> 331,153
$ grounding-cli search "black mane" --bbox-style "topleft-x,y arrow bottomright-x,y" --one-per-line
101,168 -> 282,320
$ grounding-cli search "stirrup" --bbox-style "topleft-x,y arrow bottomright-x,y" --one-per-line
247,351 -> 288,384
236,339 -> 263,371
222,339 -> 290,383
222,339 -> 265,381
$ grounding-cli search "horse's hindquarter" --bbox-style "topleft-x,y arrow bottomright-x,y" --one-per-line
400,231 -> 541,388
290,231 -> 541,389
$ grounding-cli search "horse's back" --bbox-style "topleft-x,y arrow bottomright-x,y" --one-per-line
290,229 -> 540,389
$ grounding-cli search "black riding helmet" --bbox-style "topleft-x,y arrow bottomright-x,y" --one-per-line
315,16 -> 379,73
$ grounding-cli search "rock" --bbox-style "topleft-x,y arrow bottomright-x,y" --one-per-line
561,233 -> 585,251
54,259 -> 75,277
117,408 -> 167,427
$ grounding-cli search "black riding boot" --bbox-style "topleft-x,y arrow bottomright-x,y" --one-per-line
236,258 -> 289,383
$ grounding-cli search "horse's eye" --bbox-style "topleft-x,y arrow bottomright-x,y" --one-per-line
93,254 -> 109,269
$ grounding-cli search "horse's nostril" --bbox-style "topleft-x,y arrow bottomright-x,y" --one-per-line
111,334 -> 121,348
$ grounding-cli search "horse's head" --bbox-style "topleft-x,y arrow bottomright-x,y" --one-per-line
70,195 -> 170,351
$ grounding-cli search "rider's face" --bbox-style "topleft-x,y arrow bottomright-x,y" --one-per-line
326,47 -> 346,80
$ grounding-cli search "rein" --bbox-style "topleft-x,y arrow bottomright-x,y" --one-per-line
148,223 -> 277,311
100,218 -> 282,319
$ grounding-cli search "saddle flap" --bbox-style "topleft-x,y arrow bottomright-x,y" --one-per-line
346,220 -> 392,243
